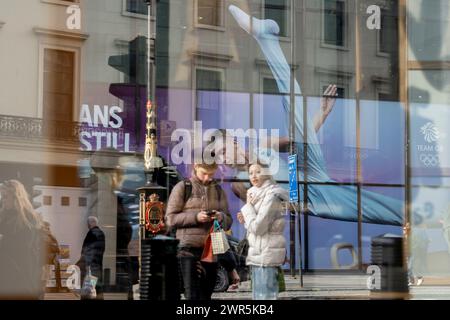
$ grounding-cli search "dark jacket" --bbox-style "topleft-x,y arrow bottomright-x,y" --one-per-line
166,176 -> 232,248
78,226 -> 105,277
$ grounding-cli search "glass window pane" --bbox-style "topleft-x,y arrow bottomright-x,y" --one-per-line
323,0 -> 345,47
408,0 -> 450,61
379,8 -> 396,54
303,184 -> 359,225
307,96 -> 357,183
410,186 -> 450,278
126,0 -> 148,15
360,100 -> 405,184
196,68 -> 223,129
361,186 -> 404,226
361,186 -> 404,267
307,216 -> 358,270
265,0 -> 289,37
409,71 -> 450,182
197,0 -> 222,27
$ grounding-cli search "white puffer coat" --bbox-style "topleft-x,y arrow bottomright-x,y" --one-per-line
241,179 -> 288,267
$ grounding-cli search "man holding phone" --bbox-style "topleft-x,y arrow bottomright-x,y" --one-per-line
166,161 -> 232,300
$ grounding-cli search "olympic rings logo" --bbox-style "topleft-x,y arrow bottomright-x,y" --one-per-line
419,154 -> 440,167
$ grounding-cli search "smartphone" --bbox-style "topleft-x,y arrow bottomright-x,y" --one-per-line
206,210 -> 215,216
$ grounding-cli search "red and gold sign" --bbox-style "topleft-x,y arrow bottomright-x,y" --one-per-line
145,193 -> 165,234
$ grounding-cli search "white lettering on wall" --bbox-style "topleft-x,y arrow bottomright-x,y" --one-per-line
66,5 -> 81,30
79,104 -> 130,152
93,105 -> 109,128
66,265 -> 80,290
366,265 -> 381,290
366,5 -> 381,30
109,106 -> 123,128
79,104 -> 92,126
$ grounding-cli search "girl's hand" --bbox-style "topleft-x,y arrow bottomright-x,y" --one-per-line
237,212 -> 245,224
246,191 -> 254,205
212,211 -> 223,222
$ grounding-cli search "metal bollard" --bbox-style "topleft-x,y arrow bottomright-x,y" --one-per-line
370,234 -> 409,299
140,235 -> 180,300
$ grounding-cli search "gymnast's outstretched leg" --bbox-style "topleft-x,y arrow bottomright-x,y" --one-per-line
229,4 -> 328,180
228,5 -> 403,225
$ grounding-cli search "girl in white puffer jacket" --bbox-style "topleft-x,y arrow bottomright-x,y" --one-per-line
237,163 -> 288,300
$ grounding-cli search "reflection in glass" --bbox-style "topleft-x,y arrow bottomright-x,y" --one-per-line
264,0 -> 289,38
197,0 -> 223,27
361,187 -> 404,266
308,96 -> 357,183
410,187 -> 450,278
360,100 -> 405,184
228,4 -> 402,225
307,215 -> 358,269
408,0 -> 450,61
323,0 -> 346,47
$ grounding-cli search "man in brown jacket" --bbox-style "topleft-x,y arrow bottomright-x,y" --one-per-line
166,162 -> 232,300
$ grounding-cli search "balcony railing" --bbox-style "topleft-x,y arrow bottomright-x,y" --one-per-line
0,115 -> 83,142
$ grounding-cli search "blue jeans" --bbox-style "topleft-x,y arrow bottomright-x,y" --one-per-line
251,266 -> 278,300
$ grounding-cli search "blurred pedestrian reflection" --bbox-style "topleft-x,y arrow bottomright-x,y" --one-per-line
0,180 -> 46,299
76,216 -> 105,299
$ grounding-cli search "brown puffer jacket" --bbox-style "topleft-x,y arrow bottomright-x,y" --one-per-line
165,176 -> 232,248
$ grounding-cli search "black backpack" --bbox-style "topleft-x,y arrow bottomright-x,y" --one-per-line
182,179 -> 222,206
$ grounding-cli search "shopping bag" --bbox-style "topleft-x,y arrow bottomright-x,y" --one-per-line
201,226 -> 216,263
80,266 -> 98,299
277,267 -> 286,293
236,237 -> 249,257
210,220 -> 230,255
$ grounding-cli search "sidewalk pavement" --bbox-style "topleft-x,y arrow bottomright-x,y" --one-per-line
213,275 -> 450,300
212,274 -> 371,300
43,275 -> 450,300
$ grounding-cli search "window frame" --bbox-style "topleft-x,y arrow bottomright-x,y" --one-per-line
41,0 -> 79,6
192,66 -> 226,128
122,0 -> 149,20
257,73 -> 284,131
263,0 -> 291,41
376,6 -> 392,58
38,45 -> 79,121
194,0 -> 226,31
320,0 -> 349,50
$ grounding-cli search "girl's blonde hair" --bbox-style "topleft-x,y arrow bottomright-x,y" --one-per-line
0,180 -> 42,231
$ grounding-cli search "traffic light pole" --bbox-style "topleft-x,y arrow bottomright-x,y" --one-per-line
147,0 -> 155,104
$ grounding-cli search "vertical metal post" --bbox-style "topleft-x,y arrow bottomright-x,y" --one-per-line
147,0 -> 154,103
299,0 -> 310,275
298,1 -> 306,287
288,0 -> 296,278
398,0 -> 411,281
144,0 -> 163,173
146,0 -> 156,101
354,0 -> 363,271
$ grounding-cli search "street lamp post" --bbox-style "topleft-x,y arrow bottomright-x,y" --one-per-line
137,0 -> 180,301
139,0 -> 165,241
